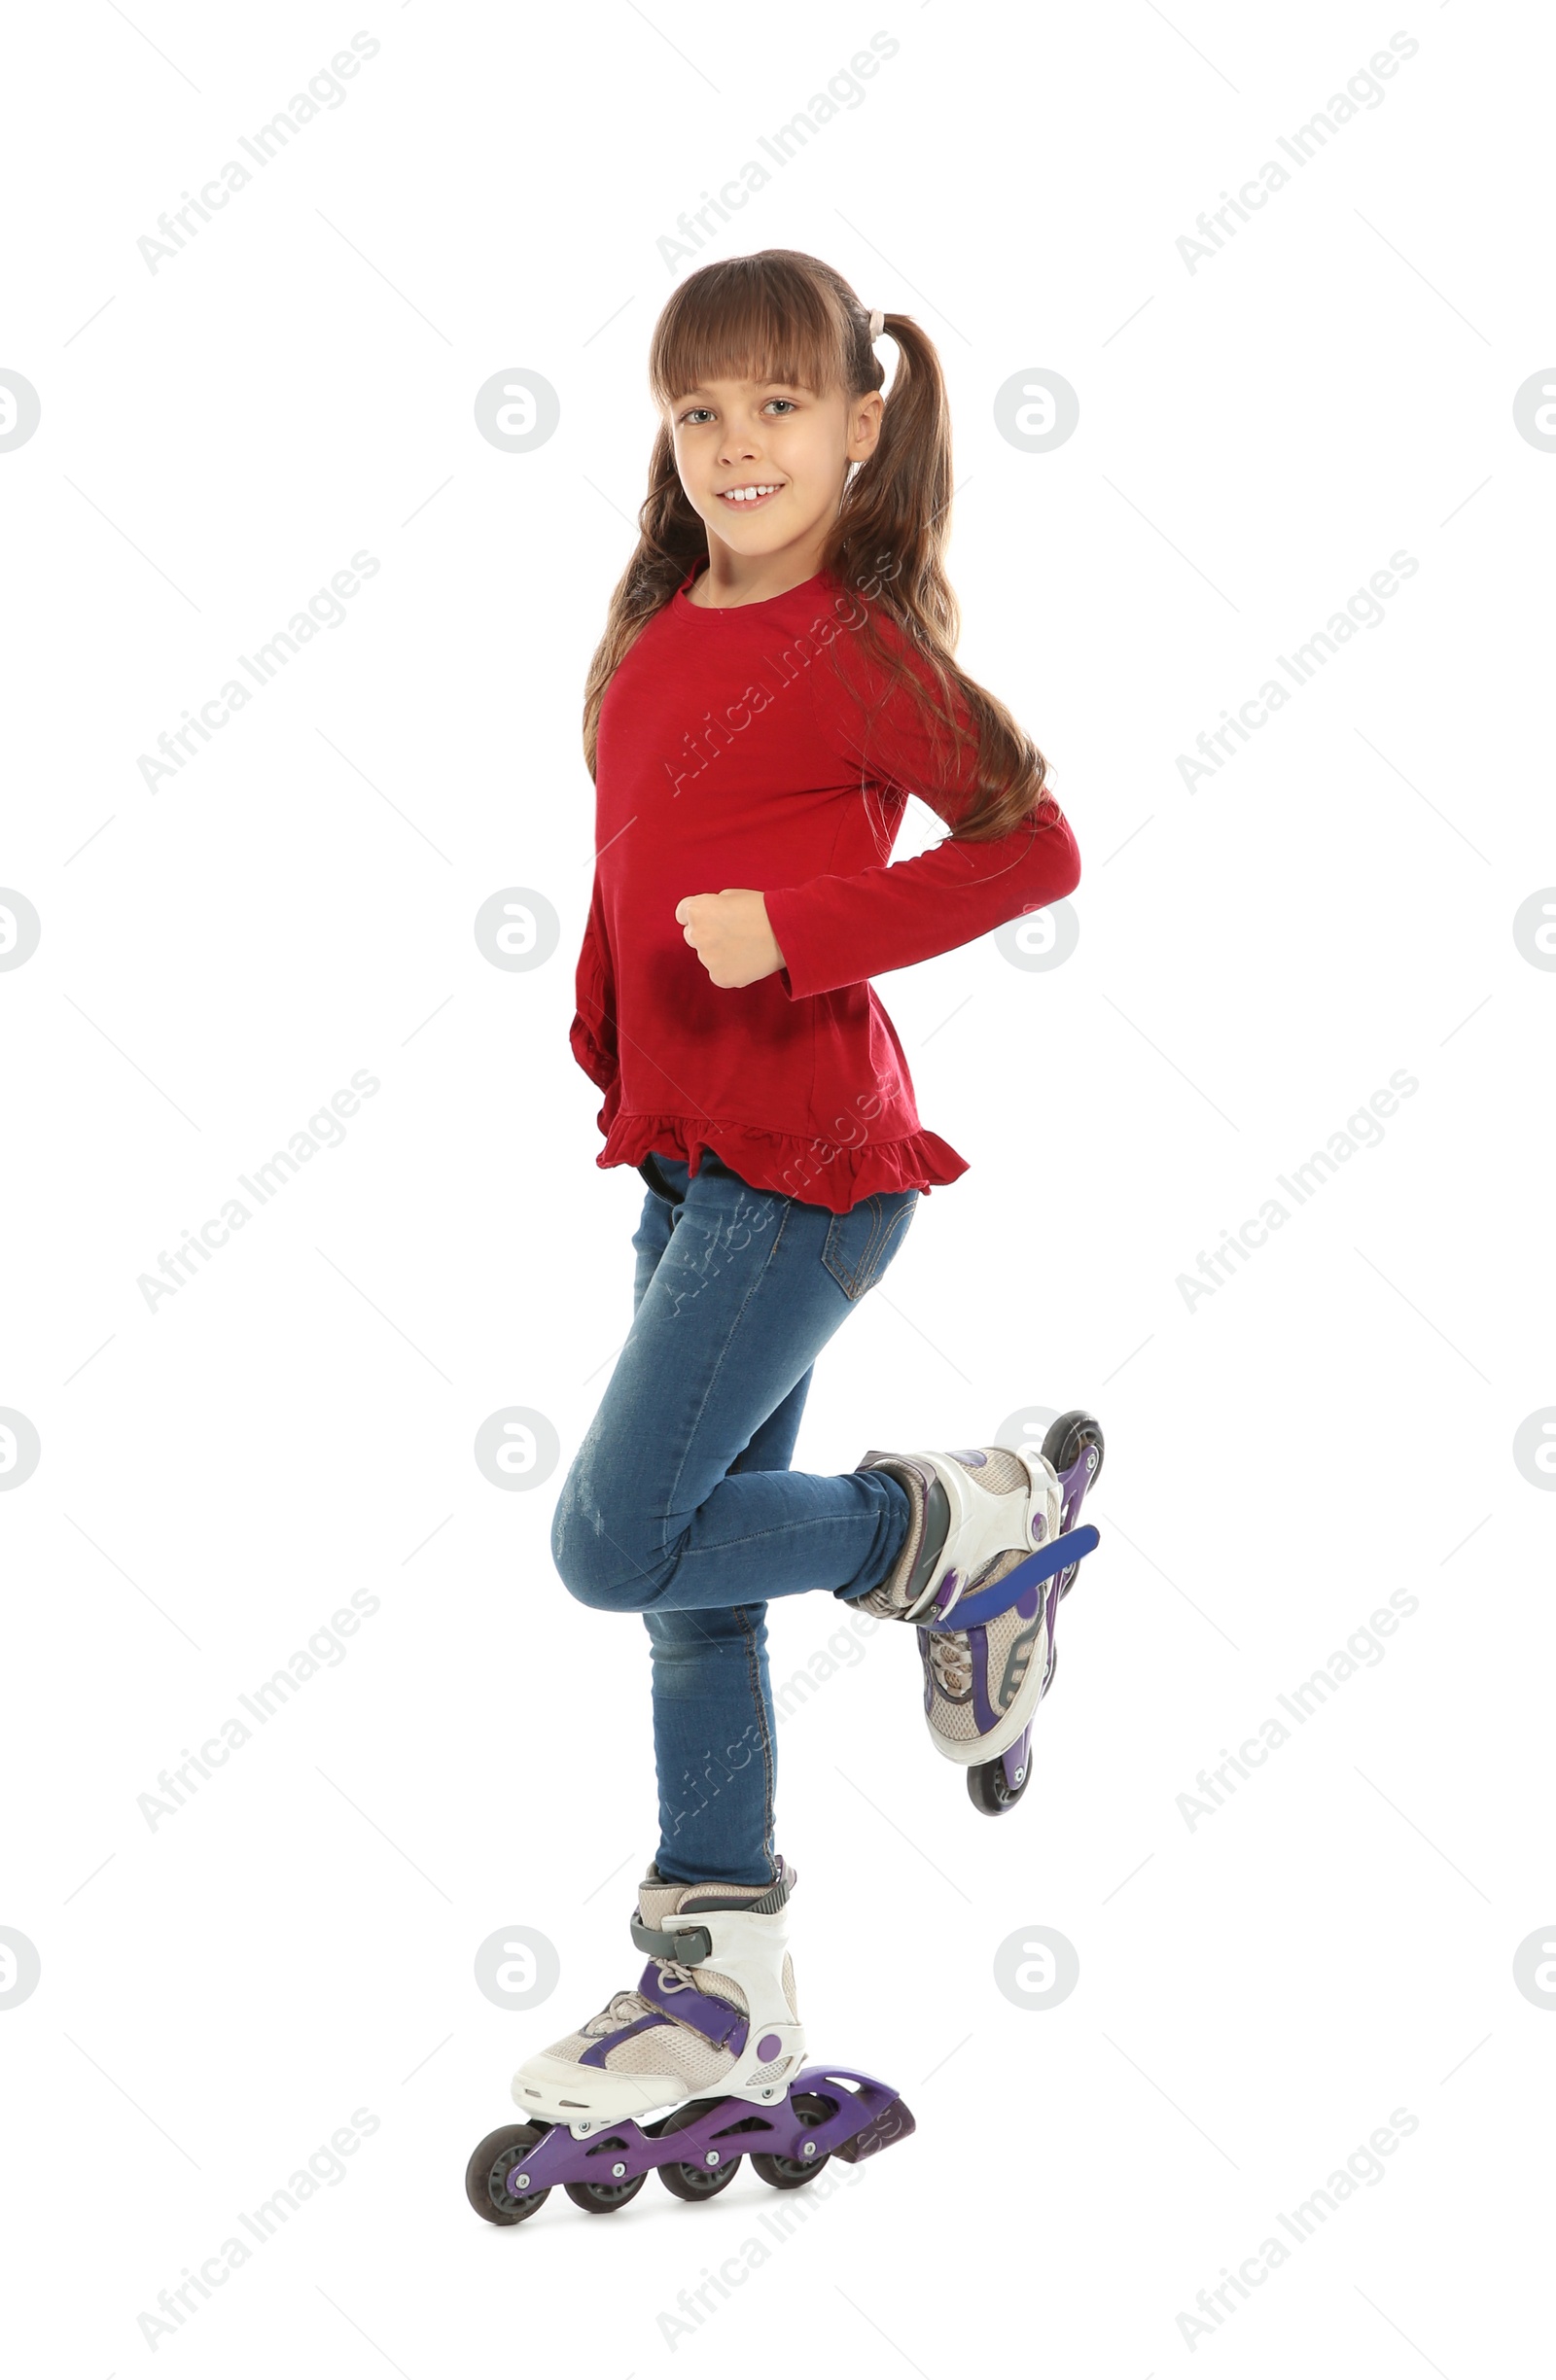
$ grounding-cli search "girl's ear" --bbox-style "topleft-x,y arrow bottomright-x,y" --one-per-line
848,391 -> 885,464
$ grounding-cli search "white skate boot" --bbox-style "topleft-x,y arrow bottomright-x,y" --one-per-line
510,1859 -> 805,2131
851,1445 -> 1062,1626
852,1432 -> 1108,1802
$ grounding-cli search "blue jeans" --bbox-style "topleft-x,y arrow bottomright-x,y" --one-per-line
549,1147 -> 920,1890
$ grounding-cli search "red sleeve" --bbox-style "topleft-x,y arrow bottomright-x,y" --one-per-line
762,623 -> 1080,1001
569,884 -> 619,1090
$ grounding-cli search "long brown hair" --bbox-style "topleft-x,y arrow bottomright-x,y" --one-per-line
582,248 -> 1059,845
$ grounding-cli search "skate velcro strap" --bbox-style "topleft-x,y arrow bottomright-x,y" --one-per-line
630,1915 -> 713,1963
636,1961 -> 749,2053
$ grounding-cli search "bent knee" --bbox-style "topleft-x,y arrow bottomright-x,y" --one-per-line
550,1480 -> 662,1612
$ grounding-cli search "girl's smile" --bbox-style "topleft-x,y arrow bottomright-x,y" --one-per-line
715,481 -> 785,508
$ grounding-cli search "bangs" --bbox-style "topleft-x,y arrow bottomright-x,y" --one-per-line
649,256 -> 853,409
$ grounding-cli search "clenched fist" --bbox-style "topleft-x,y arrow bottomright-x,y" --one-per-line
674,888 -> 787,989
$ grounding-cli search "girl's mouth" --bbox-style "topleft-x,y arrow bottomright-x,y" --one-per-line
716,483 -> 784,510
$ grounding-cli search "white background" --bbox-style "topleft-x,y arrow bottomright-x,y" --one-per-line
2,2 -> 1550,2371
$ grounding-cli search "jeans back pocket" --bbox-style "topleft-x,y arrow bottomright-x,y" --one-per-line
821,1190 -> 919,1302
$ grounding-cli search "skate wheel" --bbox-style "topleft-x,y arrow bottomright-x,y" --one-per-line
968,1753 -> 1034,1816
563,2170 -> 647,2214
1042,1409 -> 1104,1492
1042,1411 -> 1103,1596
654,2097 -> 744,2201
752,2091 -> 835,2190
465,2122 -> 551,2225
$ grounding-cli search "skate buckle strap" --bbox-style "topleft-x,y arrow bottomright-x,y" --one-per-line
636,1960 -> 750,2052
630,1915 -> 713,1964
920,1523 -> 1100,1630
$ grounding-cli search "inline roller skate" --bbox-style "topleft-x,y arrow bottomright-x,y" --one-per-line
853,1409 -> 1104,1815
466,1858 -> 914,2224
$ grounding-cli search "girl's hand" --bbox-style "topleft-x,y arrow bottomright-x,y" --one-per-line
674,888 -> 787,988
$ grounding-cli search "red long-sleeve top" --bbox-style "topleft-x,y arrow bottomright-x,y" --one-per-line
568,557 -> 1080,1214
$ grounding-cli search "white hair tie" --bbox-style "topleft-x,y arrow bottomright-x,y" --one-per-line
867,308 -> 885,341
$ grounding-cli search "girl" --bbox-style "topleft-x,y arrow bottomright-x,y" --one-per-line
508,250 -> 1085,2164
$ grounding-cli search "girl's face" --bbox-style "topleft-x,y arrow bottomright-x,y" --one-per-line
666,375 -> 883,561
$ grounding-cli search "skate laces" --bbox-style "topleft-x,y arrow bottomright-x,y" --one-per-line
585,1989 -> 643,2033
928,1629 -> 973,1696
584,1958 -> 698,2035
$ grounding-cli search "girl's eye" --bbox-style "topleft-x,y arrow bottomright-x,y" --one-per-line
678,397 -> 798,425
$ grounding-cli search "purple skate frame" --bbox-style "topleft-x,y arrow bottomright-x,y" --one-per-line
504,2067 -> 913,2203
918,1440 -> 1102,1791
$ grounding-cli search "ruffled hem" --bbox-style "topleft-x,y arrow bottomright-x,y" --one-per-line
569,1012 -> 618,1093
595,1110 -> 969,1214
